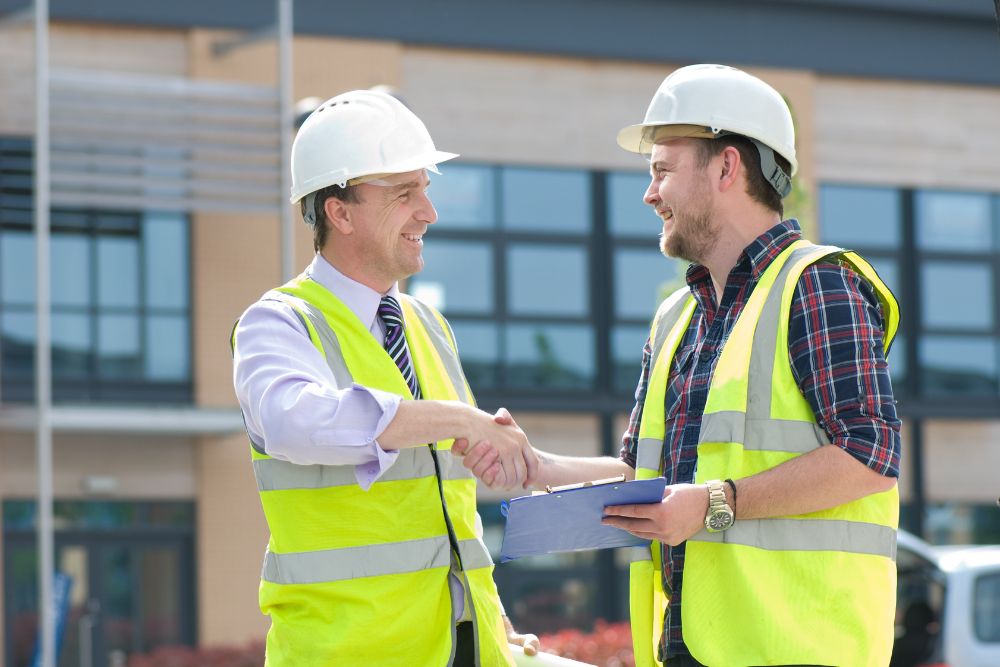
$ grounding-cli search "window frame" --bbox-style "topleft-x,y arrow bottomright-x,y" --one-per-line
819,183 -> 1000,417
0,137 -> 194,404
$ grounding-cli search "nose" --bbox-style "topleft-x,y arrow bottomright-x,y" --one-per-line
643,178 -> 660,207
418,190 -> 438,225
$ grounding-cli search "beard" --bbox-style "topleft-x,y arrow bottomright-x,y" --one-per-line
660,204 -> 720,265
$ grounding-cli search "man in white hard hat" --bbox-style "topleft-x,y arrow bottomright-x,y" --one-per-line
232,89 -> 539,666
458,64 -> 901,666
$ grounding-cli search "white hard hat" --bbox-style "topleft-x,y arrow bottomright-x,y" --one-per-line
289,89 -> 457,204
617,64 -> 797,196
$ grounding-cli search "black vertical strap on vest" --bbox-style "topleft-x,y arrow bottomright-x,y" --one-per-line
429,445 -> 466,571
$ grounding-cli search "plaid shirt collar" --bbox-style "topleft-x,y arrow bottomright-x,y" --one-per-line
684,219 -> 803,313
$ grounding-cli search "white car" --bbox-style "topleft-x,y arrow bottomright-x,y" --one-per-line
893,530 -> 1000,667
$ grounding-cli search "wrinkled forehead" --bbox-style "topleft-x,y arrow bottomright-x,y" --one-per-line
356,168 -> 430,189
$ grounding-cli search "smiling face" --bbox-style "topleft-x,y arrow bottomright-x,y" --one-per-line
643,139 -> 720,265
338,169 -> 437,291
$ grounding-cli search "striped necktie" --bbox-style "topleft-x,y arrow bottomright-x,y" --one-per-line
378,295 -> 421,399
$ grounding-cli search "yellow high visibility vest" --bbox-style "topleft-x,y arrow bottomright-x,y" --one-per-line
233,274 -> 514,667
629,240 -> 900,667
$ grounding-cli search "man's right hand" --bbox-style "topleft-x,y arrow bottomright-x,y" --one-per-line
453,408 -> 538,490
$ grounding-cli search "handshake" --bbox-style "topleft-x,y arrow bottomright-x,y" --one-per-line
450,407 -> 538,490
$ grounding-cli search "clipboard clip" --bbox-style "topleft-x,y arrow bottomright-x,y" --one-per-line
545,474 -> 627,494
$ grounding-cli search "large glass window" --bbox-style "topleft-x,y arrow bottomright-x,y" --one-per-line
820,185 -> 901,249
410,164 -> 596,393
430,164 -> 496,229
410,164 -> 683,398
507,244 -> 588,317
820,184 -> 1000,405
501,168 -> 590,232
0,138 -> 192,403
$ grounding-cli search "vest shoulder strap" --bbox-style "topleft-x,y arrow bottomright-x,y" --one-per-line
649,286 -> 695,363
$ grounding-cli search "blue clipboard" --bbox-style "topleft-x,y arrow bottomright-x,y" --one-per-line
498,476 -> 667,563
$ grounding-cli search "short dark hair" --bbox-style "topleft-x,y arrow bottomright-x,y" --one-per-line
694,135 -> 789,217
303,183 -> 360,252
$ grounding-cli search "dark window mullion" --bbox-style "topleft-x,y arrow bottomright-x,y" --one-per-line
138,212 -> 149,386
92,211 -> 106,399
493,166 -> 508,388
901,188 -> 921,399
591,171 -> 612,393
993,194 -> 1000,341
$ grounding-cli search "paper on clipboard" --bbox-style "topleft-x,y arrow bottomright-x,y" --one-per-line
499,476 -> 667,562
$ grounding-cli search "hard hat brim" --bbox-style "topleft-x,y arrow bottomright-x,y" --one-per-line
617,122 -> 798,176
616,123 -> 718,154
289,149 -> 459,203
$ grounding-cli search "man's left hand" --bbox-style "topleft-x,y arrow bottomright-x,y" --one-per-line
503,616 -> 539,656
601,483 -> 708,546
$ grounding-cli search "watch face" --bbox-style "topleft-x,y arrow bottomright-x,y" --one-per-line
708,509 -> 734,532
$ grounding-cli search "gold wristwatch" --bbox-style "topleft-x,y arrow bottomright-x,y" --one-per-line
704,479 -> 735,532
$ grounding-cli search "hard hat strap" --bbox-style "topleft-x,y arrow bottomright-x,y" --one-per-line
303,192 -> 318,227
747,138 -> 793,199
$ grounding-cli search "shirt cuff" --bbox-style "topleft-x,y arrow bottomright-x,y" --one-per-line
353,385 -> 402,490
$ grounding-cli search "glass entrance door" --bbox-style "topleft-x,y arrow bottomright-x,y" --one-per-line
4,524 -> 195,667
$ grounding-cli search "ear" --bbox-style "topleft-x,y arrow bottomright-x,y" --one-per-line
324,197 -> 354,235
717,146 -> 742,193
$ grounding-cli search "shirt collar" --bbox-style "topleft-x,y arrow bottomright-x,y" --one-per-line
306,254 -> 400,331
685,218 -> 803,290
744,219 -> 803,281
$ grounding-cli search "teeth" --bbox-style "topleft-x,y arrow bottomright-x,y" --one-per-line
402,234 -> 422,242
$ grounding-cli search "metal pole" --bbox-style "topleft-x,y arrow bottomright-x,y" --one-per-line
33,1 -> 55,666
278,0 -> 294,281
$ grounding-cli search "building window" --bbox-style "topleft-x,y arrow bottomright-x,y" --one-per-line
412,163 -> 598,394
0,137 -> 192,404
412,163 -> 681,401
820,184 -> 1000,409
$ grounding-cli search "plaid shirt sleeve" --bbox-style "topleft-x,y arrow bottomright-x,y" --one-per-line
788,262 -> 901,477
619,337 -> 653,468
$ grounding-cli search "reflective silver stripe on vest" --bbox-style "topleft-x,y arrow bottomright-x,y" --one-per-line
436,449 -> 476,482
634,290 -> 690,474
649,288 -> 694,366
636,438 -> 664,473
254,446 -> 474,491
253,447 -> 439,491
263,535 -> 453,585
697,412 -> 829,452
743,244 -> 840,429
690,517 -> 897,559
628,545 -> 653,563
402,295 -> 474,406
265,290 -> 354,389
694,244 -> 840,452
457,537 -> 495,571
